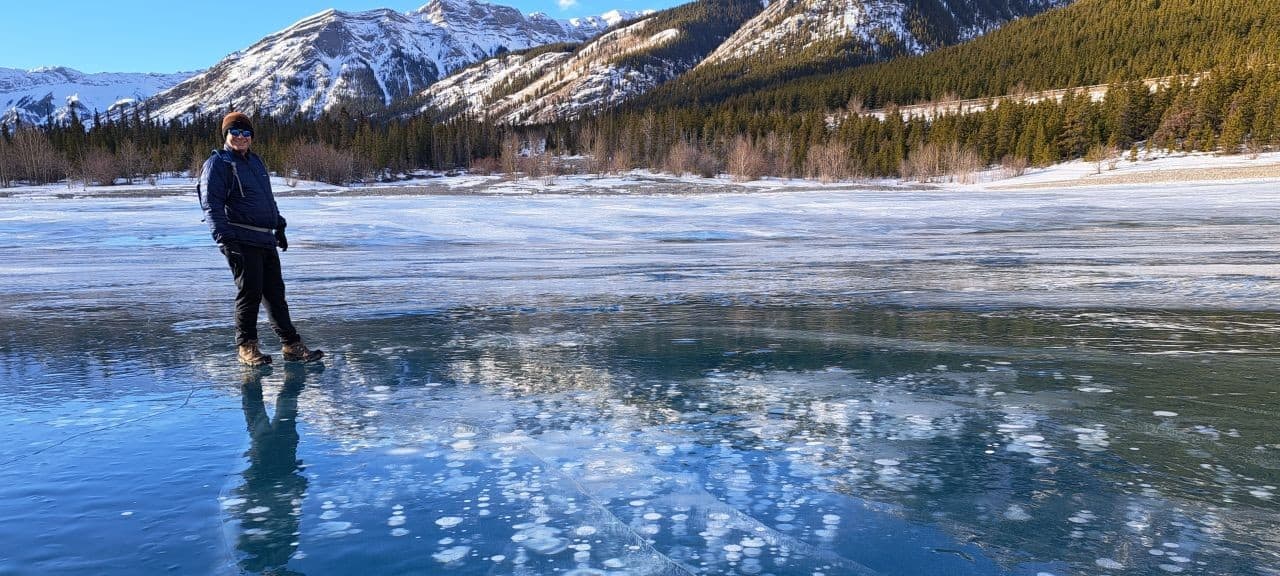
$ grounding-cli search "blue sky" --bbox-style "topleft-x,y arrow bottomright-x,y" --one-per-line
1,0 -> 676,74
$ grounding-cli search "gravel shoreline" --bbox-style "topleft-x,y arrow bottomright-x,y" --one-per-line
989,162 -> 1280,190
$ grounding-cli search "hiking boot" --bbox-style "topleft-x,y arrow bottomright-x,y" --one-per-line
238,340 -> 272,366
282,340 -> 324,363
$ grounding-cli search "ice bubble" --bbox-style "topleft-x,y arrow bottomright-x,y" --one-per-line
1159,565 -> 1185,573
387,447 -> 419,456
320,510 -> 341,520
1095,558 -> 1124,569
775,513 -> 795,522
741,537 -> 765,548
451,440 -> 476,451
490,555 -> 505,562
671,514 -> 689,522
1029,457 -> 1052,465
1249,489 -> 1273,500
317,521 -> 353,533
1153,411 -> 1179,417
603,558 -> 625,568
453,430 -> 477,439
391,528 -> 410,537
1004,504 -> 1032,521
388,516 -> 406,527
874,459 -> 900,467
575,526 -> 598,536
433,545 -> 470,563
435,516 -> 463,528
566,568 -> 606,576
1017,435 -> 1045,443
525,536 -> 567,555
643,513 -> 663,521
822,514 -> 841,525
1076,386 -> 1113,393
708,512 -> 731,521
220,498 -> 247,508
120,511 -> 133,517
724,544 -> 744,552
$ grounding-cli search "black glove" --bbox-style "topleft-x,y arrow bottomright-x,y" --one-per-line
275,228 -> 288,252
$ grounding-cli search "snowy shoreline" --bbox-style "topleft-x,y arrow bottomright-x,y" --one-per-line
3,150 -> 1279,199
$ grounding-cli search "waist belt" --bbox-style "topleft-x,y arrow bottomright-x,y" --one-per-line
230,222 -> 275,233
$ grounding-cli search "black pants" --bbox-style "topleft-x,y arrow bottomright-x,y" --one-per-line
222,243 -> 300,346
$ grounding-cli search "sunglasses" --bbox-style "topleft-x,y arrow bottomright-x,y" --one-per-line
227,128 -> 253,138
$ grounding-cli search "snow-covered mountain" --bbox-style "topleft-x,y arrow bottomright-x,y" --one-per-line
700,0 -> 1072,69
422,17 -> 681,124
420,0 -> 756,125
146,0 -> 643,121
0,67 -> 192,128
421,0 -> 1072,125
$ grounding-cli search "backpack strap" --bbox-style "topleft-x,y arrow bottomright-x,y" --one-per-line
196,150 -> 247,222
213,149 -> 246,197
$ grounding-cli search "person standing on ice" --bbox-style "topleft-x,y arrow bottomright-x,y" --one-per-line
199,111 -> 323,366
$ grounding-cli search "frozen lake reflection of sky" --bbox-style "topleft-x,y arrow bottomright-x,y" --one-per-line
1,185 -> 1279,575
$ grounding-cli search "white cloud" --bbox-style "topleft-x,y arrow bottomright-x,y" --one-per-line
558,0 -> 578,8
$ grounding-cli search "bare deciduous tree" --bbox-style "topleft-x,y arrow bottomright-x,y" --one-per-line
1000,154 -> 1029,178
285,142 -> 355,185
664,139 -> 699,176
78,147 -> 120,186
1084,144 -> 1117,174
901,142 -> 980,183
727,135 -> 768,182
763,132 -> 794,178
500,133 -> 521,176
804,143 -> 855,183
116,140 -> 148,184
609,147 -> 632,175
10,128 -> 66,185
469,156 -> 500,175
0,137 -> 14,188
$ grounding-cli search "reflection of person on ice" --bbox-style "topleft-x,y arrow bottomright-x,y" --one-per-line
235,365 -> 311,575
199,112 -> 322,366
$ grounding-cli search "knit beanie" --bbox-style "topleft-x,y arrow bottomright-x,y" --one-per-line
222,112 -> 253,135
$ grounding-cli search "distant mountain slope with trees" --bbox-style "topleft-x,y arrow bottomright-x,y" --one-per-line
648,0 -> 1280,113
640,0 -> 1070,110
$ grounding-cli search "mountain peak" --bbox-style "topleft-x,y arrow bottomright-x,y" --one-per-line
143,0 -> 615,121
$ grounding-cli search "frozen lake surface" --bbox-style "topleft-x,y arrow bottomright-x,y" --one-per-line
1,184 -> 1279,575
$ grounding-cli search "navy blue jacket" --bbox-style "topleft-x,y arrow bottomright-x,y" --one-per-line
199,147 -> 286,248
